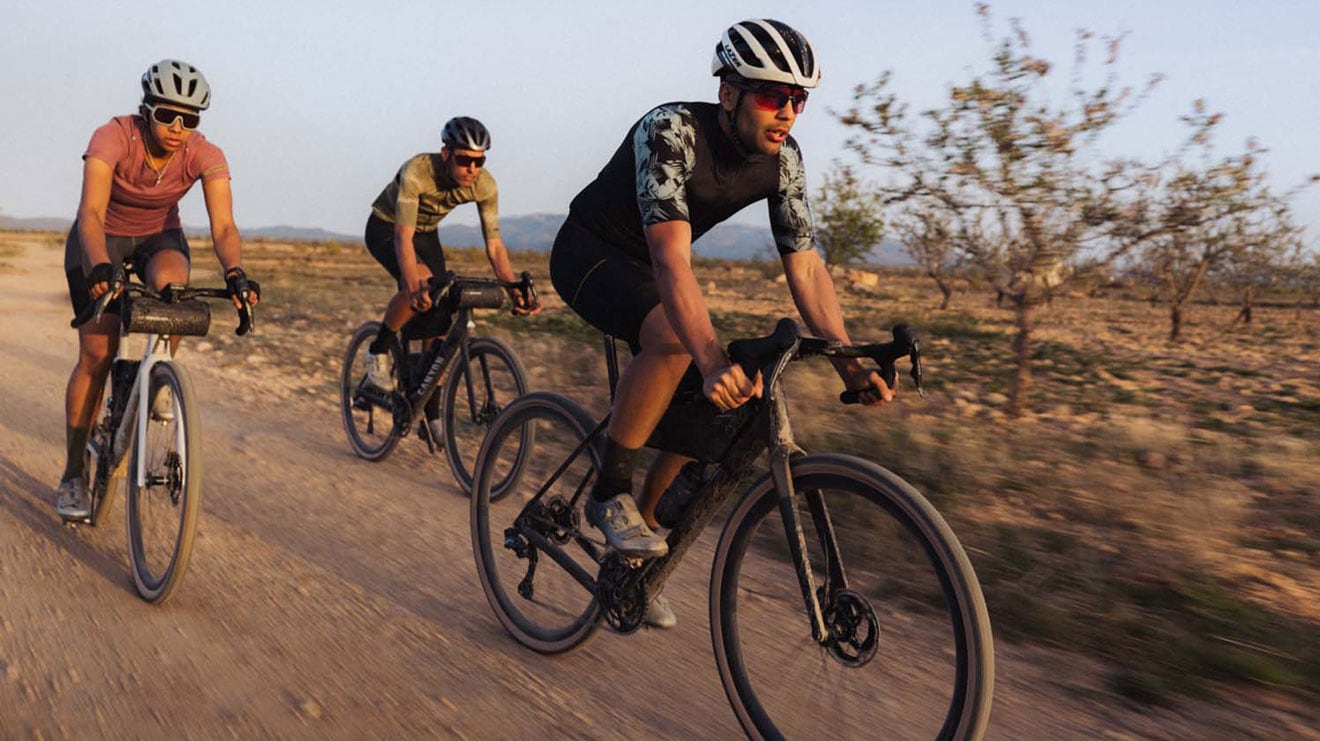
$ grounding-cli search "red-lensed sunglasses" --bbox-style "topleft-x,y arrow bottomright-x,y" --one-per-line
144,103 -> 201,130
740,84 -> 809,114
452,153 -> 486,168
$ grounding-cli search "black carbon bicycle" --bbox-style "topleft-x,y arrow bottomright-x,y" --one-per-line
340,272 -> 535,497
71,272 -> 255,604
470,318 -> 994,740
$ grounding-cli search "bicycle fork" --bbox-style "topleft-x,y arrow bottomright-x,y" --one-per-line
767,383 -> 847,646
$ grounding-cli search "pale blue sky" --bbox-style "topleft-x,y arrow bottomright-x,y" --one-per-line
3,0 -> 1318,243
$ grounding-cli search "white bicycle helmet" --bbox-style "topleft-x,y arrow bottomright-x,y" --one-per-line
711,19 -> 820,89
441,117 -> 492,151
141,59 -> 212,110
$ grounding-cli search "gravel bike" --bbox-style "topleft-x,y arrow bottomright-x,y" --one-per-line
470,318 -> 994,740
71,272 -> 255,604
340,272 -> 535,496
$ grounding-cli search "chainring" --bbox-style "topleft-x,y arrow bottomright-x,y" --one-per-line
597,552 -> 648,634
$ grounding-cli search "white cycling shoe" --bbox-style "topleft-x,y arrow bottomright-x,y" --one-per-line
364,349 -> 396,392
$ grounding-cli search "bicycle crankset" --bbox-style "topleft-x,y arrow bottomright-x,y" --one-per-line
597,552 -> 648,634
822,588 -> 880,667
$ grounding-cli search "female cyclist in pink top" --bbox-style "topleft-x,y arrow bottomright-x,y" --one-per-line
56,59 -> 260,520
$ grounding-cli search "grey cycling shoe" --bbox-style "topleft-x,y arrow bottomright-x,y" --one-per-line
55,477 -> 91,521
645,594 -> 677,629
585,493 -> 669,559
364,349 -> 396,392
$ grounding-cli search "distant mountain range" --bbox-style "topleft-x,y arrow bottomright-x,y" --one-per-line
0,213 -> 912,265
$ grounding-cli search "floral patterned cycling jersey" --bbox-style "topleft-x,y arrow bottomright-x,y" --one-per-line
566,102 -> 814,263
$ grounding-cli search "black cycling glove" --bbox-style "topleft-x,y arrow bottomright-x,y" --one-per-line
88,262 -> 124,294
225,267 -> 260,304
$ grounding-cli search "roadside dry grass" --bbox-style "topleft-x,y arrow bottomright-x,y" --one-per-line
19,231 -> 1320,706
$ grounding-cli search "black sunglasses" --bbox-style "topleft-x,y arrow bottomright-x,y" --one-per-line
144,103 -> 201,130
452,153 -> 486,168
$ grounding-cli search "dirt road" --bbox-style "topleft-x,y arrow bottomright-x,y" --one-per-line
1,238 -> 1314,739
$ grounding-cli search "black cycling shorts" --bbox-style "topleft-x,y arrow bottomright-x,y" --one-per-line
64,222 -> 190,321
549,219 -> 661,354
364,213 -> 446,288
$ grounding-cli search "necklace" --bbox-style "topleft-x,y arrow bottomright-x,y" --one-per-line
143,142 -> 177,187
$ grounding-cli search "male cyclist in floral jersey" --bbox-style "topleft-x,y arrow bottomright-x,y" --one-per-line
550,19 -> 890,627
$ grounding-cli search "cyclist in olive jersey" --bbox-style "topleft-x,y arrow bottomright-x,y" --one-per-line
361,117 -> 539,441
57,59 -> 259,521
549,20 -> 891,627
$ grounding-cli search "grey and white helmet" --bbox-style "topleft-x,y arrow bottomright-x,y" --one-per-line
141,59 -> 212,110
711,19 -> 820,89
441,117 -> 492,152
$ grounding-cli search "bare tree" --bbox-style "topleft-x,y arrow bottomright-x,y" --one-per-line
813,163 -> 886,274
1215,203 -> 1304,328
1144,106 -> 1313,340
890,202 -> 966,309
838,6 -> 1168,414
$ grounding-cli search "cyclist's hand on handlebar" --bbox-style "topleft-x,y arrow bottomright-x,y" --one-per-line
88,262 -> 125,301
405,273 -> 432,312
225,267 -> 261,309
842,363 -> 894,406
703,363 -> 763,411
508,286 -> 541,316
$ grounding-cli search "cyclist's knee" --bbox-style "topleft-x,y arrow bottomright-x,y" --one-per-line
76,341 -> 115,375
145,250 -> 190,289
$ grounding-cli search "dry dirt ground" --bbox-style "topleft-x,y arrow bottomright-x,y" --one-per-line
1,233 -> 1316,739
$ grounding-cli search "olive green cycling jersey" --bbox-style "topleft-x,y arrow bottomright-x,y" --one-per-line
370,153 -> 500,239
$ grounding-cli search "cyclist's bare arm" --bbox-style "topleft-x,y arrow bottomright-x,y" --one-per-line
781,249 -> 891,404
200,177 -> 255,308
76,157 -> 115,298
647,220 -> 760,409
390,221 -> 433,310
482,235 -> 541,315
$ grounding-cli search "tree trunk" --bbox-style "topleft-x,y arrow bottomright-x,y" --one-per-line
936,278 -> 953,310
1241,286 -> 1254,325
1010,297 -> 1033,417
1169,301 -> 1184,342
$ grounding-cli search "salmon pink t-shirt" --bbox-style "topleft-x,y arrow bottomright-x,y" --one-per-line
83,115 -> 230,237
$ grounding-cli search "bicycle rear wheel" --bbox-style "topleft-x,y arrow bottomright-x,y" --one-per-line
711,454 -> 993,740
126,361 -> 202,604
470,392 -> 602,653
443,336 -> 532,497
340,321 -> 406,461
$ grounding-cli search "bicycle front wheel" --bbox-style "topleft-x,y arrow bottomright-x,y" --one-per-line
340,321 -> 405,461
443,336 -> 532,497
711,454 -> 994,740
126,361 -> 202,604
471,392 -> 602,653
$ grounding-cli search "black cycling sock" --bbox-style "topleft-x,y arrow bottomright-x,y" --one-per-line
62,425 -> 91,482
591,437 -> 639,502
368,326 -> 397,355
